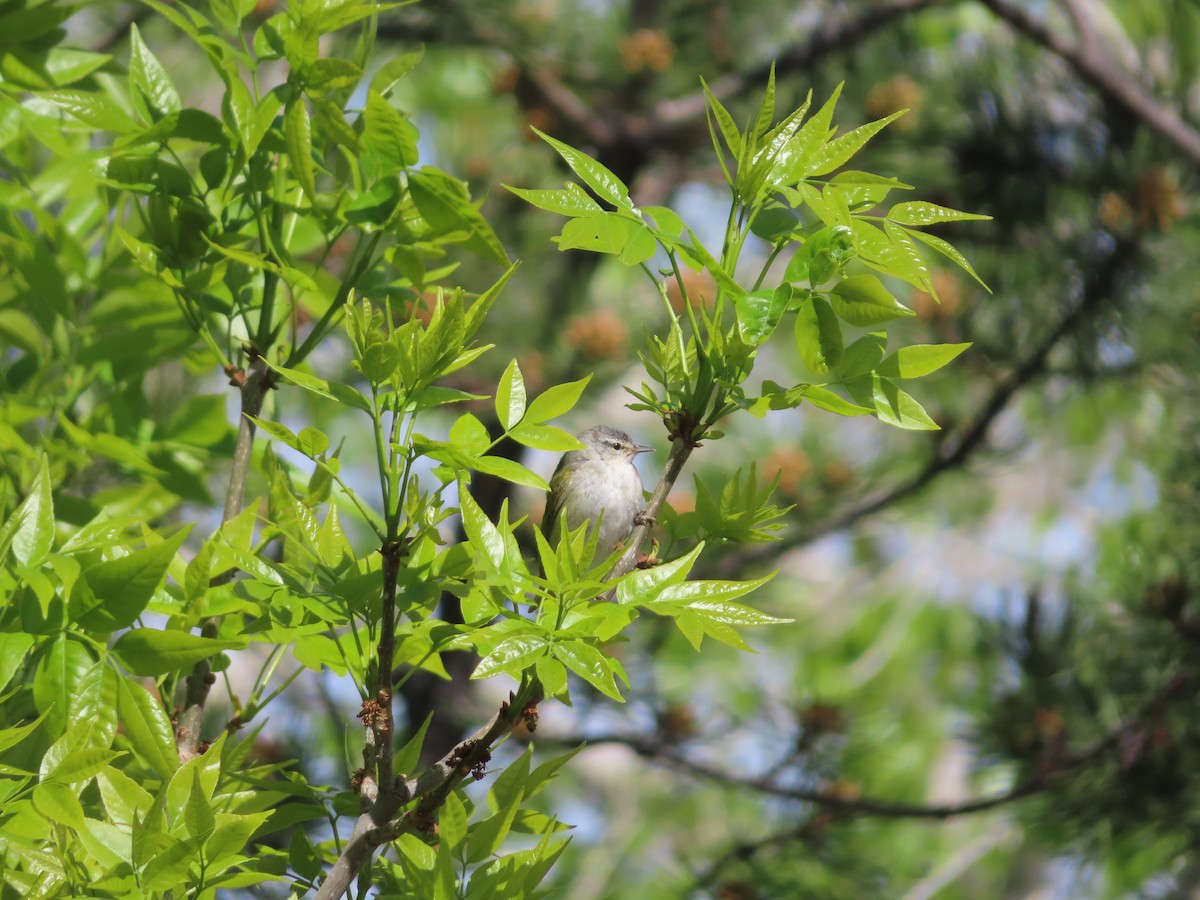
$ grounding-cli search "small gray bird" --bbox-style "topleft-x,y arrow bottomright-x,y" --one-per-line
542,425 -> 652,552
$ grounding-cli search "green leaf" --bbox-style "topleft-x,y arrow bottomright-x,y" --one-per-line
535,656 -> 569,699
33,782 -> 85,828
473,634 -> 548,680
836,332 -> 888,379
617,543 -> 704,605
449,412 -> 491,454
525,375 -> 592,424
808,110 -> 906,176
803,385 -> 873,417
829,274 -> 915,326
185,771 -> 216,841
794,295 -> 843,374
846,374 -> 940,431
33,636 -> 94,734
128,23 -> 181,119
554,212 -> 657,265
876,343 -> 971,379
734,284 -> 792,346
370,46 -> 425,96
643,204 -> 686,238
263,362 -> 372,412
297,426 -> 330,456
504,183 -> 602,216
75,527 -> 192,632
509,423 -> 586,452
409,167 -> 511,266
458,484 -> 507,577
284,98 -> 317,202
42,89 -> 138,132
0,633 -> 34,692
3,453 -> 53,567
700,76 -> 742,160
360,341 -> 400,384
552,641 -> 624,701
495,358 -> 526,429
474,455 -> 549,492
887,201 -> 991,226
531,127 -> 633,210
362,89 -> 418,170
440,791 -> 468,850
907,228 -> 992,292
112,630 -> 244,677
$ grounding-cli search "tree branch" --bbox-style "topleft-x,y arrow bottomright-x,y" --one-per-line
176,356 -> 271,762
317,428 -> 700,895
980,0 -> 1200,167
547,665 -> 1189,824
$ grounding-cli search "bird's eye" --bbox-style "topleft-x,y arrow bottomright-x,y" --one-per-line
610,441 -> 622,450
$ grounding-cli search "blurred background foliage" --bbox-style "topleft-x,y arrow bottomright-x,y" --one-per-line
4,0 -> 1200,896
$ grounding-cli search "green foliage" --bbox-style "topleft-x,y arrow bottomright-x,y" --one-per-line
0,2 -> 1000,897
515,75 -> 985,442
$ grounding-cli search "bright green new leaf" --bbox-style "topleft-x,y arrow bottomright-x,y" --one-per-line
525,374 -> 592,424
449,412 -> 491,454
794,294 -> 843,374
803,385 -> 873,416
531,127 -> 633,210
617,543 -> 704,605
409,167 -> 511,266
829,274 -> 915,326
908,228 -> 992,291
112,630 -> 244,677
0,633 -> 34,693
75,526 -> 192,631
129,24 -> 181,119
888,201 -> 991,226
503,183 -> 602,216
474,455 -> 550,492
535,656 -> 569,699
362,89 -> 418,171
3,453 -> 53,567
876,343 -> 971,379
808,109 -> 906,176
552,640 -> 624,701
284,97 -> 317,202
554,212 -> 657,265
510,422 -> 586,452
496,358 -> 526,429
473,634 -> 548,680
734,284 -> 792,346
263,362 -> 372,412
846,374 -> 940,430
33,635 -> 94,736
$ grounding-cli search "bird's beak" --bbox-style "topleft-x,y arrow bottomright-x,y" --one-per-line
634,444 -> 653,455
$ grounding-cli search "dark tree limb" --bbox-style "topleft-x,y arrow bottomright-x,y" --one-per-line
980,0 -> 1200,168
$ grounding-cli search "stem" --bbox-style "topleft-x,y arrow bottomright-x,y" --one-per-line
604,437 -> 694,592
177,356 -> 271,761
287,231 -> 383,367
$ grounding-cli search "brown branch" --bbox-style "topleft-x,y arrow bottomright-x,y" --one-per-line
176,356 -> 270,762
980,0 -> 1200,168
548,666 -> 1189,825
315,679 -> 543,900
641,0 -> 949,140
318,425 -> 702,894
